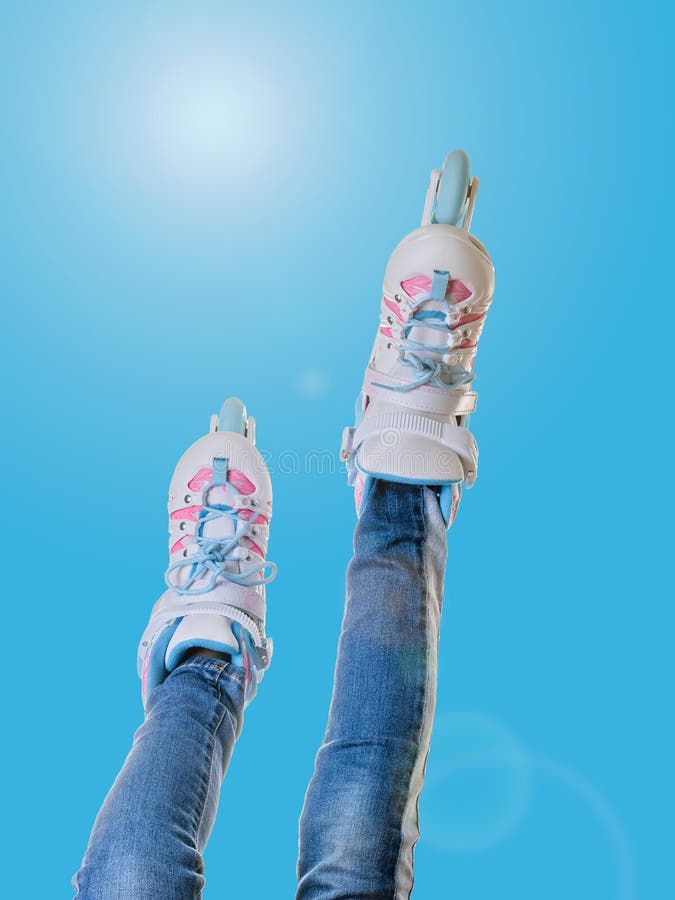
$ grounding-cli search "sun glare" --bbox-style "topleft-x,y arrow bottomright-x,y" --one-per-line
142,51 -> 279,186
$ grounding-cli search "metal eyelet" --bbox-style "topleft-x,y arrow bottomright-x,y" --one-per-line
386,315 -> 393,324
182,549 -> 189,558
184,494 -> 192,503
179,522 -> 187,531
394,294 -> 401,303
251,527 -> 258,535
250,499 -> 257,507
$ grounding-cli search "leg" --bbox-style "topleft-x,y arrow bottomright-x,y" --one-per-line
297,479 -> 447,899
298,151 -> 495,897
73,657 -> 246,899
75,398 -> 278,897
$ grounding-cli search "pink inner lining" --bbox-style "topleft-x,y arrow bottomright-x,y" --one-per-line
446,279 -> 471,303
187,467 -> 212,492
228,469 -> 255,495
187,466 -> 255,495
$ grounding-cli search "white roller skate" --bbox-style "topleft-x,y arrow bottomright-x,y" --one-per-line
138,398 -> 276,706
341,151 -> 495,526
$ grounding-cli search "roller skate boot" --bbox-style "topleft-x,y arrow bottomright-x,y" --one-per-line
138,398 -> 276,706
341,151 -> 495,525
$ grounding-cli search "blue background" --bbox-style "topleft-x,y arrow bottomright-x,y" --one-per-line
2,1 -> 672,897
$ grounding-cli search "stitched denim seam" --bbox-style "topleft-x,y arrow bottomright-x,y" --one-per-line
192,669 -> 230,850
392,485 -> 429,900
408,489 -> 435,900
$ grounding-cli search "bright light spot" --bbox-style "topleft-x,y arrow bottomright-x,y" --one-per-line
298,369 -> 329,399
141,51 -> 281,187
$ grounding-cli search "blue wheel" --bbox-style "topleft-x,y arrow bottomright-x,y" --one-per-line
218,397 -> 248,435
434,150 -> 470,226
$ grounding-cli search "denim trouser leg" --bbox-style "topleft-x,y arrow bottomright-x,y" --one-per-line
297,480 -> 448,900
73,658 -> 246,900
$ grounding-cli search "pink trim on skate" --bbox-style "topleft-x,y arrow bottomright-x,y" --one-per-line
245,537 -> 265,558
170,537 -> 187,555
242,632 -> 252,688
141,652 -> 150,701
187,467 -> 255,495
354,476 -> 365,511
449,486 -> 461,527
187,468 -> 212,491
451,311 -> 485,330
446,279 -> 471,303
401,276 -> 472,304
380,326 -> 394,338
384,297 -> 405,323
238,508 -> 269,525
171,506 -> 201,522
401,275 -> 431,298
228,469 -> 255,495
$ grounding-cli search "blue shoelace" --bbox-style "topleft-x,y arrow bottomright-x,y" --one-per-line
377,270 -> 474,393
165,481 -> 276,596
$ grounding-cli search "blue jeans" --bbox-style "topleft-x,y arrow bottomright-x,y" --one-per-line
74,481 -> 448,899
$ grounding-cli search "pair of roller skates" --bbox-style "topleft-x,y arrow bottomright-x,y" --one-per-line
138,151 -> 495,705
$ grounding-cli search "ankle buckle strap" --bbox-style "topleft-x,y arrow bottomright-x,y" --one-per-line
343,412 -> 478,484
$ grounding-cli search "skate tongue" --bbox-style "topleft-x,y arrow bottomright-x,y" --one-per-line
403,270 -> 451,364
429,269 -> 450,300
175,483 -> 249,591
201,484 -> 237,540
401,273 -> 471,304
165,614 -> 239,672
